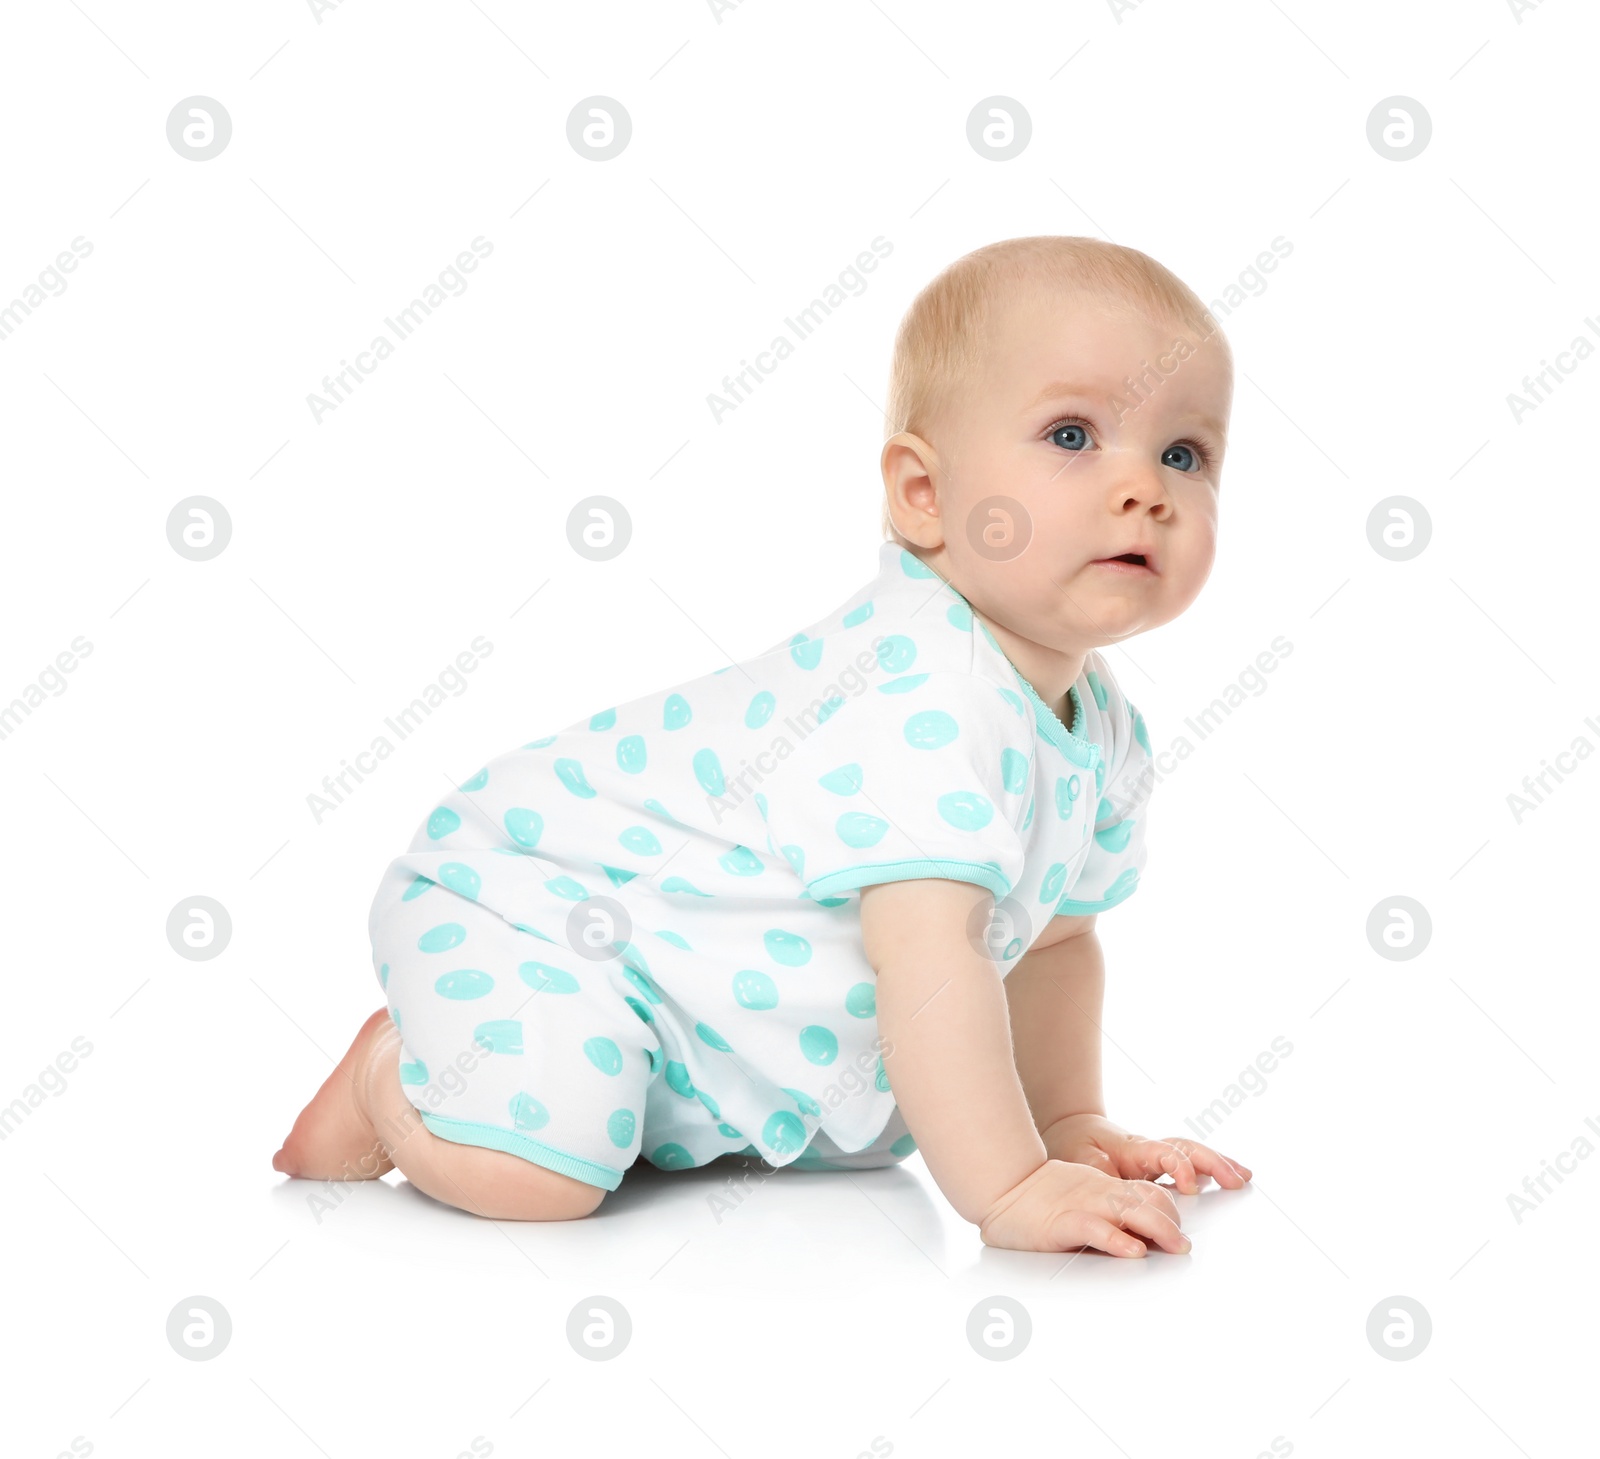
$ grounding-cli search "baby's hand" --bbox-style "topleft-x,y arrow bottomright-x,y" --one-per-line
978,1159 -> 1189,1256
1042,1112 -> 1252,1196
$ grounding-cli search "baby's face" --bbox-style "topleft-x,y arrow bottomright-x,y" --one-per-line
924,287 -> 1232,657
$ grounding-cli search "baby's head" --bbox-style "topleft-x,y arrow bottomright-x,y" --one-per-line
880,236 -> 1233,662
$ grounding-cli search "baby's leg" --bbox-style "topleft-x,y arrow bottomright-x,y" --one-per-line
274,1008 -> 606,1221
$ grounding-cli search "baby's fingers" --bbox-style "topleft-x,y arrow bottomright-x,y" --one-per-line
1164,1138 -> 1252,1189
1106,1182 -> 1189,1255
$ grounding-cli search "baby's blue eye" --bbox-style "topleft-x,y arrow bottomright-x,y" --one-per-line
1163,443 -> 1202,472
1049,422 -> 1092,451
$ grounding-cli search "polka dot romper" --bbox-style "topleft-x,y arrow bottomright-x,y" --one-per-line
367,542 -> 1156,1190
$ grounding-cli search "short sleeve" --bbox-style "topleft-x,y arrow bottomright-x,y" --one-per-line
759,670 -> 1032,903
1055,665 -> 1154,914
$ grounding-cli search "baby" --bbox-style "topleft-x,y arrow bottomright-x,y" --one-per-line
274,235 -> 1253,1256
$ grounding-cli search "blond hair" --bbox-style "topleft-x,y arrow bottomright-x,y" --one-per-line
880,235 -> 1229,540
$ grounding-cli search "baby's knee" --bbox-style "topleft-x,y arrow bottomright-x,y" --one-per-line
473,1157 -> 609,1221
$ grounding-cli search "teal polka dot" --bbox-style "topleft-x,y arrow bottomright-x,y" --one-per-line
1095,818 -> 1134,853
650,1142 -> 695,1170
473,1020 -> 524,1055
904,709 -> 958,750
946,601 -> 973,632
1087,670 -> 1109,710
1040,862 -> 1067,902
583,1036 -> 624,1076
836,810 -> 889,848
509,1092 -> 550,1131
664,1060 -> 695,1097
616,735 -> 647,774
1001,747 -> 1029,794
624,994 -> 653,1023
1132,705 -> 1151,754
879,673 -> 929,694
654,929 -> 691,950
876,635 -> 918,673
399,1059 -> 429,1085
844,982 -> 876,1018
785,1086 -> 822,1117
1022,796 -> 1035,831
607,1108 -> 636,1148
695,1087 -> 722,1118
1057,775 -> 1082,818
693,748 -> 725,796
518,961 -> 579,994
378,962 -> 389,988
764,928 -> 812,966
661,876 -> 711,896
874,1056 -> 890,1093
937,791 -> 993,831
435,968 -> 494,1000
718,845 -> 764,876
780,844 -> 805,877
426,807 -> 460,839
647,1046 -> 663,1073
554,758 -> 596,798
523,734 -> 558,749
764,1109 -> 807,1154
818,763 -> 864,795
799,1025 -> 838,1065
745,691 -> 776,728
790,633 -> 824,670
619,825 -> 663,856
663,693 -> 692,730
438,862 -> 481,900
512,922 -> 557,943
504,807 -> 544,849
754,792 -> 769,820
543,876 -> 588,901
590,707 -> 617,731
417,923 -> 466,954
842,600 -> 874,626
623,965 -> 664,1005
459,767 -> 489,791
898,549 -> 935,579
718,1123 -> 743,1139
644,797 -> 683,825
402,876 -> 433,901
1102,867 -> 1139,902
603,858 -> 643,884
889,1133 -> 918,1157
733,969 -> 779,1009
1094,758 -> 1106,793
997,688 -> 1025,716
696,1021 -> 733,1051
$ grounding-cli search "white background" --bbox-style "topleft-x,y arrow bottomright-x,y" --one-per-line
3,1 -> 1596,1456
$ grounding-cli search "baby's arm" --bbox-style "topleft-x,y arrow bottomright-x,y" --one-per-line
1006,917 -> 1254,1194
859,879 -> 1189,1255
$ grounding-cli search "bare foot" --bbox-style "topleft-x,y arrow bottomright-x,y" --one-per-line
273,1007 -> 399,1181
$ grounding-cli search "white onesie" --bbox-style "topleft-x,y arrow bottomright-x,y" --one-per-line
367,541 -> 1155,1189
